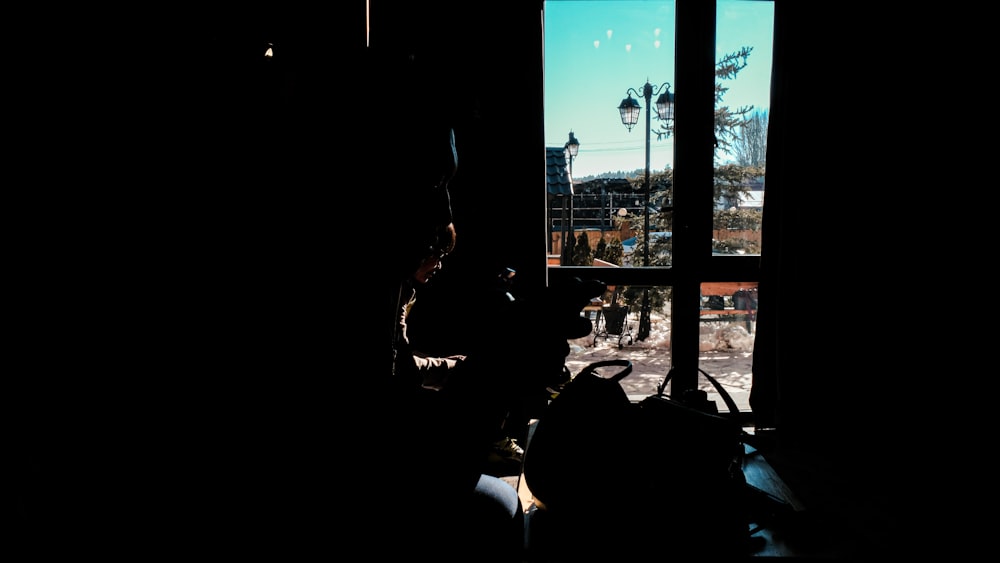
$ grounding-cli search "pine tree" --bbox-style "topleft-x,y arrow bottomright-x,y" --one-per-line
604,238 -> 624,266
594,237 -> 608,262
594,236 -> 625,266
635,46 -> 765,260
651,46 -> 756,149
571,231 -> 593,266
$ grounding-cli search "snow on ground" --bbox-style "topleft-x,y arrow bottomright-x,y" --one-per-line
563,312 -> 756,396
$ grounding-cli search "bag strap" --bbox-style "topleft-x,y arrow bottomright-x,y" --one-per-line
546,359 -> 633,399
656,367 -> 740,418
577,359 -> 633,382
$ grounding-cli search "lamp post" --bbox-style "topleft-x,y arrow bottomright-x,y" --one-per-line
562,131 -> 580,265
618,81 -> 673,340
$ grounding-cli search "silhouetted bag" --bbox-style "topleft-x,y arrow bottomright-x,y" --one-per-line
632,368 -> 749,555
522,363 -> 750,557
521,359 -> 636,513
636,367 -> 746,485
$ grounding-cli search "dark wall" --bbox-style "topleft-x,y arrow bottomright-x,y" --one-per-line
762,0 -> 921,469
17,4 -> 547,554
15,7 -> 378,556
753,2 -> 958,555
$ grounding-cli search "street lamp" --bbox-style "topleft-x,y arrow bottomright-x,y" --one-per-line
618,81 -> 673,339
562,131 -> 580,265
565,130 -> 580,162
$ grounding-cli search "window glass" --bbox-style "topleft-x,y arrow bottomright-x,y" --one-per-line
544,0 -> 676,269
712,0 -> 773,257
565,283 -> 674,400
547,1 -> 773,408
698,281 -> 757,412
546,0 -> 772,264
695,1 -> 773,413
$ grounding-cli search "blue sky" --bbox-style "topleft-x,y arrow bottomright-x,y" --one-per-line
544,0 -> 774,178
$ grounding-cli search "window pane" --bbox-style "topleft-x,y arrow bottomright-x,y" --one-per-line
544,0 -> 676,269
698,280 -> 757,412
547,2 -> 773,410
565,283 -> 673,400
713,0 -> 773,257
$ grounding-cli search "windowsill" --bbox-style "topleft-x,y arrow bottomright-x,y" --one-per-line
627,390 -> 754,417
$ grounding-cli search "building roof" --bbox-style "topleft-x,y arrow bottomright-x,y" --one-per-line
546,147 -> 572,196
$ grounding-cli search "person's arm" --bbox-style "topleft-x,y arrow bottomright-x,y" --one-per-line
413,352 -> 465,391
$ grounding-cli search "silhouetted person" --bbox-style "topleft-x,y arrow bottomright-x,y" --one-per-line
382,118 -> 525,560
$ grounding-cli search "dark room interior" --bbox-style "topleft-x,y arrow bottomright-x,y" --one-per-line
13,1 -> 972,560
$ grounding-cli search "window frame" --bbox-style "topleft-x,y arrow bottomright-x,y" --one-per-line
546,0 -> 763,399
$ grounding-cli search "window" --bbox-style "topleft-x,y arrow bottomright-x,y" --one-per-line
545,0 -> 772,411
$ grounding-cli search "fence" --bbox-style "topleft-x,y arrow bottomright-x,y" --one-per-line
549,226 -> 760,256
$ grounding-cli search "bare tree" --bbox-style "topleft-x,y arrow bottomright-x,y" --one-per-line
733,109 -> 768,167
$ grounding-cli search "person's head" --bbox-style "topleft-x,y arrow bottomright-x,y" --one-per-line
388,122 -> 460,283
375,48 -> 462,284
412,221 -> 457,284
